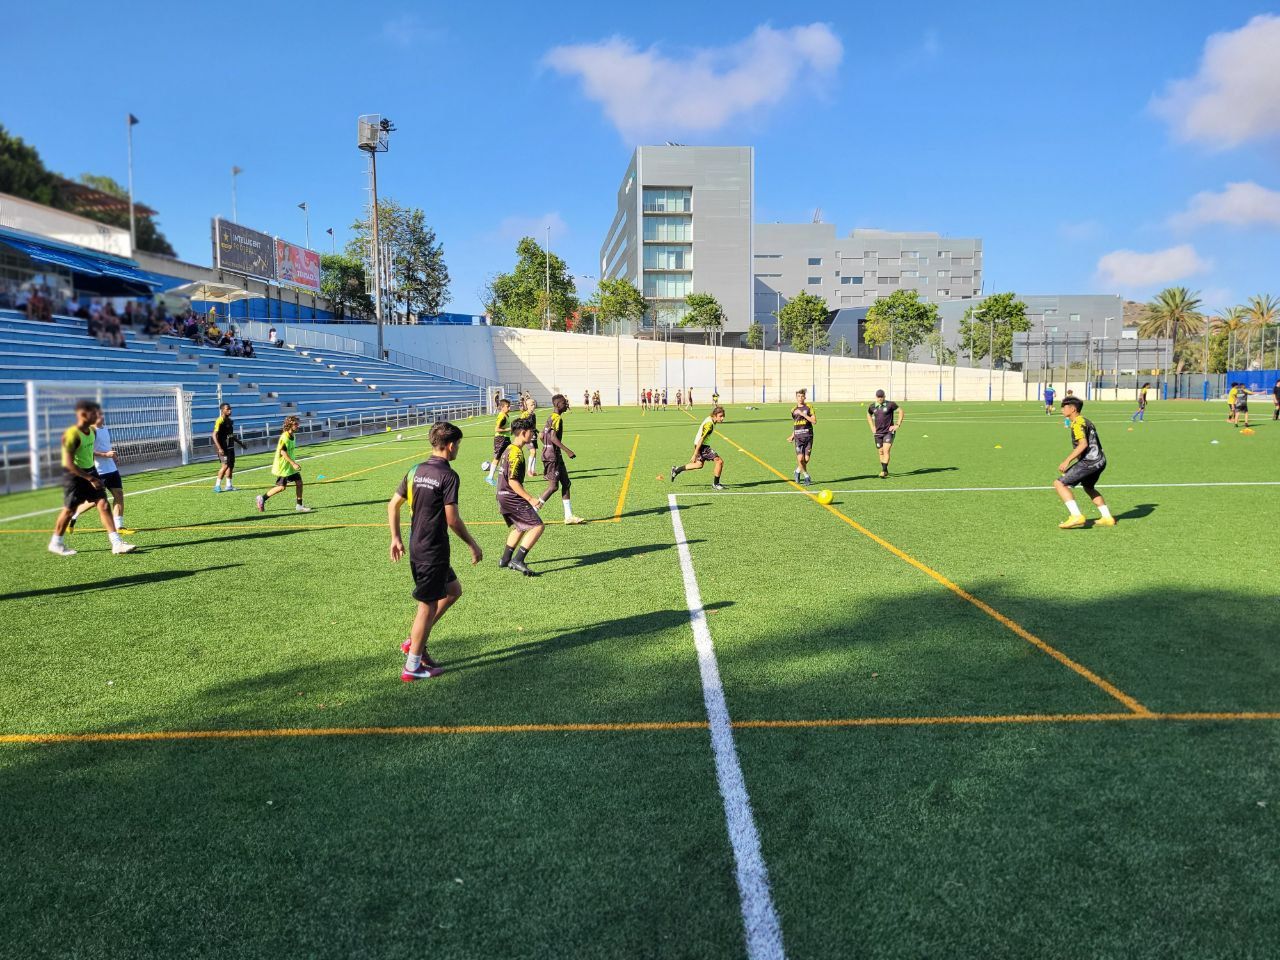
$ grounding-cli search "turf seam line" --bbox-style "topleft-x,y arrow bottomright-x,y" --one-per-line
668,492 -> 786,960
671,480 -> 1280,497
611,434 -> 640,522
718,430 -> 1154,718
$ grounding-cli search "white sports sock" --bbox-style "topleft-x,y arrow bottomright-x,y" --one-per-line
405,653 -> 421,671
50,535 -> 63,546
108,531 -> 122,544
1065,501 -> 1083,517
213,482 -> 221,491
116,515 -> 124,528
563,499 -> 573,520
1097,504 -> 1113,519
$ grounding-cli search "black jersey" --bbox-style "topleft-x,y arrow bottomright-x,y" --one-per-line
214,414 -> 235,451
395,457 -> 460,568
541,411 -> 564,461
1069,417 -> 1105,463
868,401 -> 898,433
497,443 -> 528,510
791,403 -> 815,434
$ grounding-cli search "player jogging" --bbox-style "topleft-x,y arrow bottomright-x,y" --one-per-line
388,421 -> 483,682
523,395 -> 539,477
486,398 -> 512,485
257,416 -> 312,513
1054,397 -> 1115,529
47,399 -> 136,556
1234,384 -> 1251,427
535,394 -> 584,524
1043,384 -> 1056,415
867,389 -> 902,479
1226,384 -> 1239,425
70,406 -> 131,535
1130,383 -> 1150,423
496,416 -> 545,575
670,406 -> 727,489
593,390 -> 601,412
788,389 -> 816,484
661,389 -> 668,411
212,402 -> 243,492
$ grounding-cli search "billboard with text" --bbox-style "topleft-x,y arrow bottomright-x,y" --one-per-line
275,239 -> 321,292
213,219 -> 277,280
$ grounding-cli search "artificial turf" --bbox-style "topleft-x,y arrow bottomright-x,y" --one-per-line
1,400 -> 1277,958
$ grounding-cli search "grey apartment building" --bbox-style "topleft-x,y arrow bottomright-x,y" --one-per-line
753,224 -> 983,329
600,145 -> 753,340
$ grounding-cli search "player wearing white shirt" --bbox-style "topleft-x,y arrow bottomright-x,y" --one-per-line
70,409 -> 131,534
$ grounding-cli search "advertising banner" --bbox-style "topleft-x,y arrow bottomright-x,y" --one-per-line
213,219 -> 276,280
275,238 -> 321,292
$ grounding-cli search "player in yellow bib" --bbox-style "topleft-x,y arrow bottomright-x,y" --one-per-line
669,406 -> 727,489
256,416 -> 312,513
48,399 -> 136,556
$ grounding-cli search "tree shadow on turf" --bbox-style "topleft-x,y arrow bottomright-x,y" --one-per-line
443,602 -> 733,674
0,564 -> 244,601
535,540 -> 705,574
1116,503 -> 1157,521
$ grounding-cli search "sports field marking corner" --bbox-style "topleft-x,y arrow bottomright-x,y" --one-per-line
609,434 -> 641,523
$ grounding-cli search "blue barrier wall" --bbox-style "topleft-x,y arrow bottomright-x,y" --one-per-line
1226,370 -> 1280,394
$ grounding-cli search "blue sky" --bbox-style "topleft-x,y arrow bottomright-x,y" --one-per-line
8,1 -> 1280,314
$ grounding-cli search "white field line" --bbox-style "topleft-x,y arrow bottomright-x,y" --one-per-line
668,493 -> 785,960
0,426 -> 444,525
672,481 -> 1280,497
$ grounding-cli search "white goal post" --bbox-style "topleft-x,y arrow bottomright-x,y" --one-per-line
26,382 -> 192,490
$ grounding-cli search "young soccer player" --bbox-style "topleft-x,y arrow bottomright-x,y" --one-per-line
388,421 -> 483,681
1054,397 -> 1115,529
1062,389 -> 1076,428
1272,379 -> 1280,421
867,389 -> 901,479
670,406 -> 727,490
48,400 -> 135,556
256,416 -> 312,513
1227,383 -> 1239,424
584,389 -> 590,411
1234,384 -> 1251,427
535,394 -> 584,524
487,398 -> 512,485
686,389 -> 694,409
1043,384 -> 1056,415
661,389 -> 668,411
1130,383 -> 1150,423
212,402 -> 243,492
675,389 -> 682,408
70,407 -> 131,534
496,416 -> 544,575
592,390 -> 602,412
523,395 -> 540,477
711,390 -> 720,406
787,389 -> 816,484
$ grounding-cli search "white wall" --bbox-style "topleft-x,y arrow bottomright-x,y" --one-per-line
275,322 -> 500,382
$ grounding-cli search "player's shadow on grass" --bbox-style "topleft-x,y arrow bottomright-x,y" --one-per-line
617,503 -> 705,521
1116,503 -> 1157,521
823,466 -> 962,483
0,564 -> 243,601
145,529 -> 315,551
443,602 -> 732,674
536,540 -> 704,573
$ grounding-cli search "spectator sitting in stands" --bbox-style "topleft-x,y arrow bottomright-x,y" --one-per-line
267,325 -> 284,347
122,301 -> 138,327
102,303 -> 126,348
26,286 -> 53,322
182,312 -> 200,340
242,338 -> 255,358
74,302 -> 91,322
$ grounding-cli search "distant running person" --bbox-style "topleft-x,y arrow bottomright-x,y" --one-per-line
487,398 -> 512,485
1234,384 -> 1251,427
867,389 -> 902,479
257,416 -> 312,513
1043,384 -> 1056,415
1054,397 -> 1115,528
787,388 -> 816,484
1130,383 -> 1150,422
670,406 -> 727,490
212,402 -> 243,492
523,396 -> 539,477
47,399 -> 135,556
535,393 -> 584,524
388,421 -> 482,682
496,416 -> 544,576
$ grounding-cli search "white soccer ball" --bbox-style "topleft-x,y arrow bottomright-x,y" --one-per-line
481,460 -> 492,472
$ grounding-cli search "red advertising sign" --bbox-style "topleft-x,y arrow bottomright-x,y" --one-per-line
274,239 -> 321,292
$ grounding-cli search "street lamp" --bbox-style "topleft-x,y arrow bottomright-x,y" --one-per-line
298,202 -> 310,250
231,165 -> 243,222
357,115 -> 394,357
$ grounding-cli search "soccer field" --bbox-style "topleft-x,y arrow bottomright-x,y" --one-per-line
2,400 -> 1278,959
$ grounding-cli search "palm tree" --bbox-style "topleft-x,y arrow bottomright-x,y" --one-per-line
1243,294 -> 1279,369
1138,288 -> 1204,391
1211,305 -> 1248,372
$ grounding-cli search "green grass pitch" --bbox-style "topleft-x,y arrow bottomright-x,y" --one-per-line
1,399 -> 1277,958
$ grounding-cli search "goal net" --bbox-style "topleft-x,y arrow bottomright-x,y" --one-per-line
26,382 -> 192,490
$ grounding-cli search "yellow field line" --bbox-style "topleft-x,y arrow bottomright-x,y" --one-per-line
4,710 -> 1279,745
718,430 -> 1154,717
612,434 -> 641,522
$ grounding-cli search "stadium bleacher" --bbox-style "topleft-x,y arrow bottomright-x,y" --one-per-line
0,310 -> 485,469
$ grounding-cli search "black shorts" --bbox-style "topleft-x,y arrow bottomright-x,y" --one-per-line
541,457 -> 571,492
696,444 -> 719,463
219,449 -> 236,469
499,497 -> 544,532
62,470 -> 103,509
411,564 -> 459,604
1059,459 -> 1106,488
874,432 -> 894,449
97,470 -> 123,491
274,473 -> 302,486
493,435 -> 510,459
1235,402 -> 1248,412
793,432 -> 813,457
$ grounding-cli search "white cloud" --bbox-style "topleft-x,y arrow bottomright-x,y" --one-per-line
1150,14 -> 1280,147
1095,244 -> 1210,289
1058,219 -> 1102,242
380,14 -> 444,48
1170,181 -> 1280,230
491,212 -> 568,243
544,24 -> 843,139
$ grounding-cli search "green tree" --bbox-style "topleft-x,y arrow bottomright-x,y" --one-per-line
320,253 -> 374,320
348,199 -> 450,321
776,291 -> 830,353
680,291 -> 725,344
1244,293 -> 1279,336
864,289 -> 941,361
924,329 -> 957,365
1139,287 -> 1204,382
0,125 -> 61,206
834,335 -> 852,358
745,321 -> 765,350
588,277 -> 647,335
957,292 -> 1030,364
484,237 -> 578,329
73,173 -> 177,257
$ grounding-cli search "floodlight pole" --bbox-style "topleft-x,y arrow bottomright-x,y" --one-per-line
125,114 -> 138,251
370,151 -> 384,357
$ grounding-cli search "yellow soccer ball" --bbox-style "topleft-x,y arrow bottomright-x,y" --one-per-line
817,489 -> 834,505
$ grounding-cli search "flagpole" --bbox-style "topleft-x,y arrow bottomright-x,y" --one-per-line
126,114 -> 138,250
